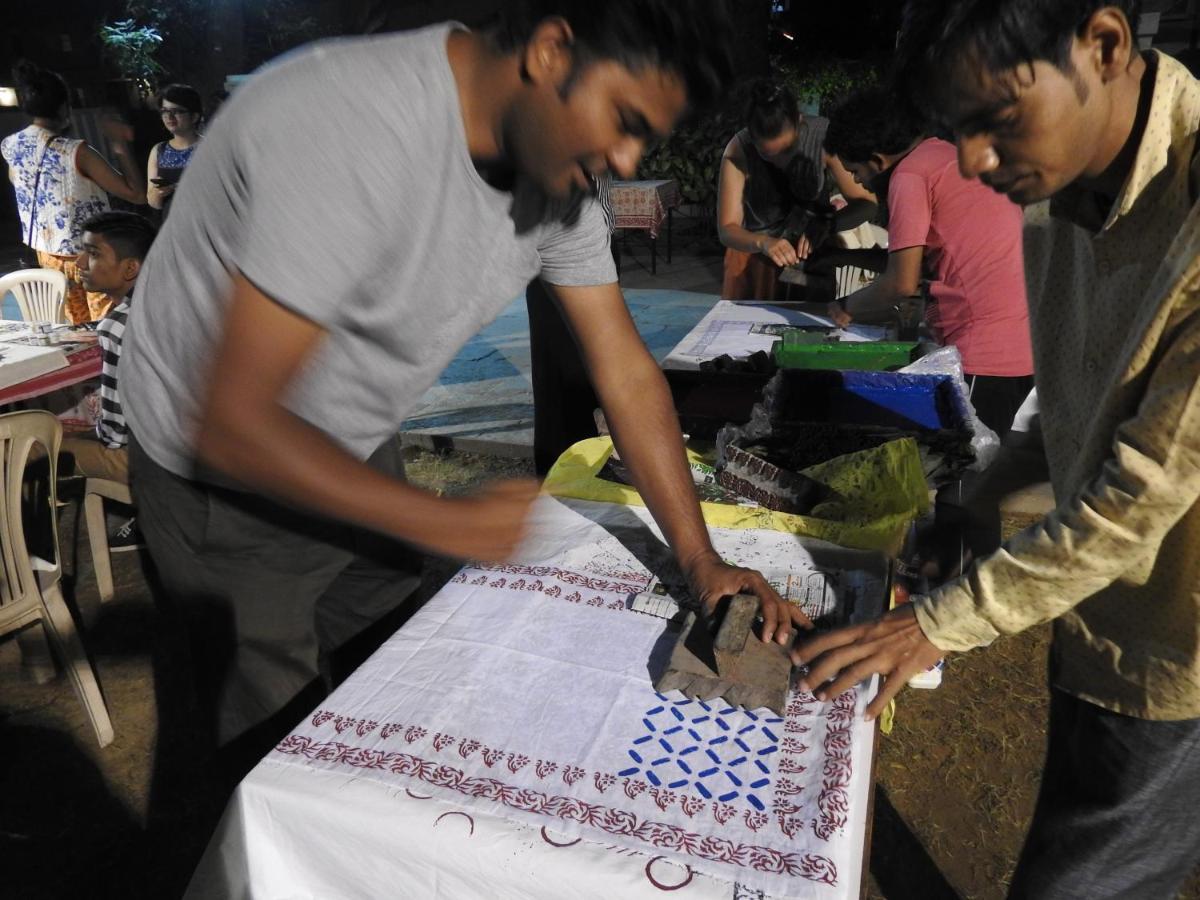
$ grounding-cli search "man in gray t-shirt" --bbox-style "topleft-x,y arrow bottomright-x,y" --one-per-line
122,1 -> 810,760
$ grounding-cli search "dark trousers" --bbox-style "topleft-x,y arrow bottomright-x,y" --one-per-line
130,436 -> 422,752
967,373 -> 1035,438
1009,688 -> 1200,898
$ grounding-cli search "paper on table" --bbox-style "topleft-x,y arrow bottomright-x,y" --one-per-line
0,342 -> 69,390
662,301 -> 886,370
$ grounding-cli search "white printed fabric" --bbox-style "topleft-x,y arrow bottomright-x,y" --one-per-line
269,497 -> 884,898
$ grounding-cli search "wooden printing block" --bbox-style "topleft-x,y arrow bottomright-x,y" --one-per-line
654,594 -> 792,715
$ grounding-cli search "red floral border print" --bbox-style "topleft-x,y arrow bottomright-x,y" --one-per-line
453,563 -> 650,598
275,736 -> 838,886
307,693 -> 861,844
812,691 -> 856,841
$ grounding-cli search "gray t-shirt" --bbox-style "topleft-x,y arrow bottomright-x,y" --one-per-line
122,23 -> 616,478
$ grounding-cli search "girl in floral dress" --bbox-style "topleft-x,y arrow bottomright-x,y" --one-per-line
1,61 -> 146,323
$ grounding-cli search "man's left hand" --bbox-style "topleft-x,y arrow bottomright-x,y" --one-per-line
682,551 -> 813,645
791,604 -> 944,720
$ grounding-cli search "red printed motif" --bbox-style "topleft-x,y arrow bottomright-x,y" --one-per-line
273,736 -> 838,885
458,739 -> 481,759
466,563 -> 649,596
812,692 -> 855,842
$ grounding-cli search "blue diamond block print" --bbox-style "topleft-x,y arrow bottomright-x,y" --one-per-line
617,694 -> 784,811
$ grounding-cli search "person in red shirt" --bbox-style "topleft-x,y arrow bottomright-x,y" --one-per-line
824,86 -> 1034,435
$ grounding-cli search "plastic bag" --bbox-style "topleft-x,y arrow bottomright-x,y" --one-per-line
900,345 -> 1000,471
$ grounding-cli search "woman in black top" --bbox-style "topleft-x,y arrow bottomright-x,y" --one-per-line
717,80 -> 876,300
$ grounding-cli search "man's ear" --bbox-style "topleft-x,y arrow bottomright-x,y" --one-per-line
1081,6 -> 1136,83
870,153 -> 888,172
521,17 -> 575,89
122,257 -> 142,284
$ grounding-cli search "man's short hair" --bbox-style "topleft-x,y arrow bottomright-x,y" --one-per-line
489,0 -> 735,114
897,0 -> 1142,116
825,87 -> 924,164
81,211 -> 158,263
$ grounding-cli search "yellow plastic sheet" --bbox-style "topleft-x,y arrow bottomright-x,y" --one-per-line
543,436 -> 930,555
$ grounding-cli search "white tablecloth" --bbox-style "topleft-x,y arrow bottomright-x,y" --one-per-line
188,497 -> 886,899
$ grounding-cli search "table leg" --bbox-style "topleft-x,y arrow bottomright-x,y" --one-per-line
651,235 -> 657,275
667,208 -> 673,264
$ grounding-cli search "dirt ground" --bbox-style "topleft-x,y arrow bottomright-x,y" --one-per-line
2,447 -> 1198,898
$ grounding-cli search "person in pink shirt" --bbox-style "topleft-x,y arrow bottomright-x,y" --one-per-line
824,86 -> 1034,435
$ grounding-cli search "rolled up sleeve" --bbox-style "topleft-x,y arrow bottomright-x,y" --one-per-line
916,296 -> 1200,651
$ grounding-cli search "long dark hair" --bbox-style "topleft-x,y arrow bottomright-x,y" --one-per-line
13,60 -> 69,119
745,80 -> 799,142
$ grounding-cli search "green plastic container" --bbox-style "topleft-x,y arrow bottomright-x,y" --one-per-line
772,334 -> 918,371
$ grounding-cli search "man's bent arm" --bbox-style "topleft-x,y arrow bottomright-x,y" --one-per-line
550,280 -> 812,641
918,309 -> 1200,650
839,246 -> 923,323
194,273 -> 538,563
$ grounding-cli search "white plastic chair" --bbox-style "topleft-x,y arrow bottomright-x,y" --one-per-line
0,268 -> 69,324
0,410 -> 114,747
83,477 -> 133,604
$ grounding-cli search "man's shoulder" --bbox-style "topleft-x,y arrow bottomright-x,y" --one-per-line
900,137 -> 956,172
233,24 -> 453,112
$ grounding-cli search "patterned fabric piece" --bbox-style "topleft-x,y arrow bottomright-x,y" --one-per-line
267,496 -> 885,898
1,126 -> 109,255
619,697 -> 781,810
610,179 -> 681,237
156,141 -> 197,170
916,51 -> 1200,719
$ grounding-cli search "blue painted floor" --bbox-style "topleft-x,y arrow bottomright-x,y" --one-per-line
400,288 -> 719,455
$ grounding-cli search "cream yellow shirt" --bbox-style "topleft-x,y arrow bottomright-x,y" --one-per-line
915,51 -> 1200,720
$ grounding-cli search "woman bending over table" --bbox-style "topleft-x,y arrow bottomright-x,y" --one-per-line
717,79 -> 876,301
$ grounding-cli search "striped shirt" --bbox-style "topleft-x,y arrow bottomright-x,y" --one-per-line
95,294 -> 130,448
594,171 -> 614,235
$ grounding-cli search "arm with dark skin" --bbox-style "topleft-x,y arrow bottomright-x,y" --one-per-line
77,118 -> 146,205
822,153 -> 877,235
194,272 -> 542,562
550,280 -> 814,643
717,136 -> 804,267
826,246 -> 923,326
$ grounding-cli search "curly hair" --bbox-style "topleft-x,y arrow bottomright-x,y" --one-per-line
824,87 -> 923,164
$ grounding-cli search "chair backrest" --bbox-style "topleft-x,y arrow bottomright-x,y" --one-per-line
0,269 -> 69,325
0,411 -> 61,618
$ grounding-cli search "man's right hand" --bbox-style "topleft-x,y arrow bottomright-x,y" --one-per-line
760,236 -> 799,268
826,301 -> 853,328
424,478 -> 542,562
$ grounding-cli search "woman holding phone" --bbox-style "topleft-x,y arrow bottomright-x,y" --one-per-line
146,84 -> 202,218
